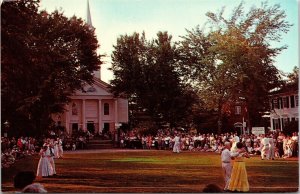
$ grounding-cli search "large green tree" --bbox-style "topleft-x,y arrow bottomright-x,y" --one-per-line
1,0 -> 101,136
287,66 -> 299,85
110,32 -> 197,130
178,2 -> 291,133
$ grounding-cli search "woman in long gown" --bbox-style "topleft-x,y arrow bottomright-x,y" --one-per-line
53,140 -> 59,158
228,142 -> 250,192
36,146 -> 54,177
58,138 -> 64,158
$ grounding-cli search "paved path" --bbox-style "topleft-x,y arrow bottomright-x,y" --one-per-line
64,149 -> 155,154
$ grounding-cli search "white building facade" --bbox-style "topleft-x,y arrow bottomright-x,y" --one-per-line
52,0 -> 128,136
53,78 -> 128,135
269,85 -> 298,131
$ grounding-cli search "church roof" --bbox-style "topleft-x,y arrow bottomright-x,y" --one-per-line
71,77 -> 113,97
269,82 -> 298,97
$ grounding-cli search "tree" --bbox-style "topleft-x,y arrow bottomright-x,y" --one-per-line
287,66 -> 299,85
1,0 -> 101,136
178,2 -> 291,133
110,32 -> 148,129
283,120 -> 299,135
110,31 -> 197,130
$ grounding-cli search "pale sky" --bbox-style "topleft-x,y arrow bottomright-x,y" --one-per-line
39,0 -> 299,83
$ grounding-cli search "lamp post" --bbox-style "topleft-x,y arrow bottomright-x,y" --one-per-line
4,120 -> 10,137
238,95 -> 250,135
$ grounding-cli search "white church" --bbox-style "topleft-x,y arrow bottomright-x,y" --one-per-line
53,1 -> 128,136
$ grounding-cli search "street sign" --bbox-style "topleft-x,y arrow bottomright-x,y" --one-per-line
251,127 -> 265,136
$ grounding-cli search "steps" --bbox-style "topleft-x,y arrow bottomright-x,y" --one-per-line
86,137 -> 114,149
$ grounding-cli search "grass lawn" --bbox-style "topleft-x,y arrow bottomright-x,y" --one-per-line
1,149 -> 299,193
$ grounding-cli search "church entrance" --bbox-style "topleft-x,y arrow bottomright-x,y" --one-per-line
72,123 -> 78,135
103,123 -> 110,134
234,122 -> 244,136
87,122 -> 95,134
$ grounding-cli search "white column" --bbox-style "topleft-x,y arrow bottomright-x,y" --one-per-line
114,99 -> 118,123
112,99 -> 118,134
270,117 -> 273,131
65,104 -> 70,135
82,99 -> 86,131
98,99 -> 102,135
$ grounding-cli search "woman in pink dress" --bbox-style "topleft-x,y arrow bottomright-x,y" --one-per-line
36,146 -> 54,177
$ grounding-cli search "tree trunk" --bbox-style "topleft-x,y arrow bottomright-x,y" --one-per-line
217,102 -> 222,134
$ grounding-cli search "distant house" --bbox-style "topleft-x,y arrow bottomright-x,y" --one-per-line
223,98 -> 248,135
269,83 -> 298,131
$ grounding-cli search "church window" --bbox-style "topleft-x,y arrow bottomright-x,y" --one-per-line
272,98 -> 278,109
104,103 -> 109,115
87,87 -> 96,92
278,97 -> 283,109
290,95 -> 295,108
72,103 -> 78,115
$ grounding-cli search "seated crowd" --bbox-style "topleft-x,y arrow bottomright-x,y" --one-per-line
1,127 -> 93,167
1,136 -> 39,168
119,129 -> 299,158
2,127 -> 298,169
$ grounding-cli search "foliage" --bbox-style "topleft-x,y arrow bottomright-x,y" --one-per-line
283,121 -> 299,136
178,2 -> 291,133
110,32 -> 198,129
287,66 -> 299,85
1,0 -> 101,136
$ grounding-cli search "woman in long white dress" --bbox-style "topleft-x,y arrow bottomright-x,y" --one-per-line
284,136 -> 292,158
173,134 -> 181,153
36,146 -> 54,177
46,143 -> 57,175
58,138 -> 64,158
53,140 -> 59,158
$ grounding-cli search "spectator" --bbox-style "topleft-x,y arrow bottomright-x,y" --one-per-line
14,171 -> 46,192
22,183 -> 47,193
291,132 -> 298,157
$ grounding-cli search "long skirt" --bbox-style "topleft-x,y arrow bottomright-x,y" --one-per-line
58,145 -> 64,158
36,157 -> 54,177
49,157 -> 56,174
54,145 -> 59,158
173,142 -> 180,153
228,161 -> 249,192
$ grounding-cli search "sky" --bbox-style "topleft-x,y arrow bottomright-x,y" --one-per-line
39,0 -> 299,83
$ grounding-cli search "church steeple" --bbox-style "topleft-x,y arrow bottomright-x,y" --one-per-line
86,0 -> 92,27
86,0 -> 101,80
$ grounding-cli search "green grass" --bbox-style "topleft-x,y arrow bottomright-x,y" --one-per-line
2,150 -> 299,193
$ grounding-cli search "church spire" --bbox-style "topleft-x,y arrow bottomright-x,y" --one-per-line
86,0 -> 101,80
87,0 -> 93,27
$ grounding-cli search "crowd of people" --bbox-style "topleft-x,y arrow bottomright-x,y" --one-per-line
2,127 -> 298,193
119,130 -> 299,159
2,129 -> 298,171
1,136 -> 40,168
1,127 -> 94,171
